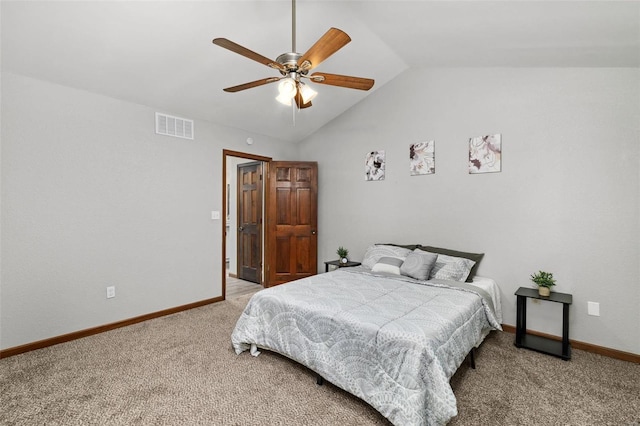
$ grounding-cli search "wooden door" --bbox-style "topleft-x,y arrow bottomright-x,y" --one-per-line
266,161 -> 318,287
237,162 -> 262,284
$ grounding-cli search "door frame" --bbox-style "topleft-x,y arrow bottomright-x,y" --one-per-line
222,149 -> 272,300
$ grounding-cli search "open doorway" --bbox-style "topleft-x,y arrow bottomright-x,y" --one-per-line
222,150 -> 271,299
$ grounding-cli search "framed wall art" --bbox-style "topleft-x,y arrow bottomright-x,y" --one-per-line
410,141 -> 435,176
469,134 -> 502,174
365,150 -> 385,181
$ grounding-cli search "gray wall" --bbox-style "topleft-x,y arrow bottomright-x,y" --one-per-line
3,68 -> 638,356
299,68 -> 639,354
0,72 -> 296,349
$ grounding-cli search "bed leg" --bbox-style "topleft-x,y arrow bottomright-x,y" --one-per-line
469,347 -> 476,369
316,374 -> 324,386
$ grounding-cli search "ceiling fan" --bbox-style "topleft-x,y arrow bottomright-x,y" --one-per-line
212,0 -> 374,109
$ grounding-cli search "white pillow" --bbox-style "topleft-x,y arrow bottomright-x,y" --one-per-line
371,257 -> 404,275
427,252 -> 476,282
362,245 -> 412,269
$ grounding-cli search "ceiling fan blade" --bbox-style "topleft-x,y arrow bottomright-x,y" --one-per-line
298,28 -> 351,72
294,91 -> 312,109
223,77 -> 281,93
212,38 -> 284,72
309,72 -> 375,91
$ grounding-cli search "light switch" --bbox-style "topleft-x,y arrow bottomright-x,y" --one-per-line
211,211 -> 221,220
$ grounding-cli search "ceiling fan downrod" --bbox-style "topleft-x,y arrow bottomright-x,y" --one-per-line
291,0 -> 296,53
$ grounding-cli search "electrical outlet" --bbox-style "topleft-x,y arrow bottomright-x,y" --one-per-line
587,301 -> 600,316
106,286 -> 115,299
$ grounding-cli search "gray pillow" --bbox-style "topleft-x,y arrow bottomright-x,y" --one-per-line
400,250 -> 438,280
377,243 -> 419,251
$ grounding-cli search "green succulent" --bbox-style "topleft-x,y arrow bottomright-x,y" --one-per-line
530,270 -> 556,288
336,246 -> 349,259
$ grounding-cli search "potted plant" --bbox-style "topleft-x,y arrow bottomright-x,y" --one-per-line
336,246 -> 349,264
530,270 -> 556,296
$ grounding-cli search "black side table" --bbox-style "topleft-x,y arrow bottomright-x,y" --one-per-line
514,287 -> 572,360
324,260 -> 361,272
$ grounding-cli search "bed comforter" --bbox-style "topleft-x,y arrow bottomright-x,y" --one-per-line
231,267 -> 502,426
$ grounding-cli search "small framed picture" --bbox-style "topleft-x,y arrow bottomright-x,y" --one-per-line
410,141 -> 435,175
469,134 -> 501,174
365,150 -> 385,181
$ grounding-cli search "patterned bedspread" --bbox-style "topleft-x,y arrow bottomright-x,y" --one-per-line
231,267 -> 502,426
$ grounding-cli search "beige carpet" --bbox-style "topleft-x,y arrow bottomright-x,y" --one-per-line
1,294 -> 639,425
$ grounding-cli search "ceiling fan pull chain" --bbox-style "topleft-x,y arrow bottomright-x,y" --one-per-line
292,102 -> 296,127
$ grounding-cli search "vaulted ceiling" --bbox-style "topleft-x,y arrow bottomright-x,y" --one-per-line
2,1 -> 638,142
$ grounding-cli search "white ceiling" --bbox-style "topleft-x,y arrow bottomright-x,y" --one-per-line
2,1 -> 639,143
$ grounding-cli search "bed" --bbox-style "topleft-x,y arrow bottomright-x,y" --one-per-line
231,245 -> 502,426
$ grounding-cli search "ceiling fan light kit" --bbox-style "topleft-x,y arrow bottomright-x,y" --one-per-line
212,0 -> 374,110
276,79 -> 296,106
298,83 -> 317,104
278,77 -> 297,96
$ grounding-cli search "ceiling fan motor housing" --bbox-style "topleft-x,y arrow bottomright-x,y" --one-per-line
276,52 -> 309,77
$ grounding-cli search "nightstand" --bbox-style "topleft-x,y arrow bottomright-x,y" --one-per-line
324,260 -> 361,273
514,287 -> 573,360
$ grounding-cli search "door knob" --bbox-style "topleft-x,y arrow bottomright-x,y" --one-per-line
239,226 -> 244,231
311,230 -> 317,235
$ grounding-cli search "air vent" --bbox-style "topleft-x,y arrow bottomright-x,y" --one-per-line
155,112 -> 194,140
